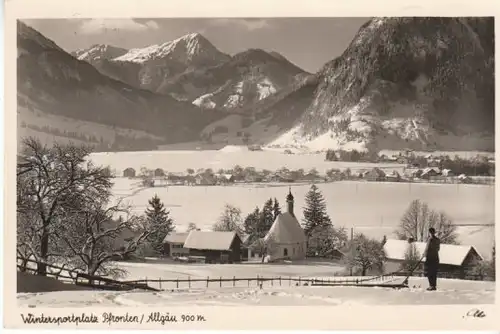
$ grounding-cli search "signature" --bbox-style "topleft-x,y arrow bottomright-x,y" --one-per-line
463,308 -> 486,319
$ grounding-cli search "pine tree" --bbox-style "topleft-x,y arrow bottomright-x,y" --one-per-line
272,198 -> 281,221
260,198 -> 274,235
302,184 -> 332,236
243,207 -> 261,243
145,194 -> 175,255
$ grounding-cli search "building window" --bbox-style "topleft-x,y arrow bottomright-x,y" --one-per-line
293,248 -> 295,255
284,248 -> 288,257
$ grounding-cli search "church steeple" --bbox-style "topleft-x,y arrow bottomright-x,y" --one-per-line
286,187 -> 294,217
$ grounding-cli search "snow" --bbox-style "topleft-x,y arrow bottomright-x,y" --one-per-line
18,262 -> 495,307
102,177 -> 494,258
256,78 -> 277,100
218,145 -> 246,153
192,93 -> 217,109
113,33 -> 204,64
384,239 -> 482,266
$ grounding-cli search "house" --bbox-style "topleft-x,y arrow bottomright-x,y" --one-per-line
152,177 -> 167,187
441,169 -> 454,177
458,174 -> 472,183
383,239 -> 483,279
217,174 -> 235,184
385,170 -> 401,182
420,167 -> 440,179
154,168 -> 165,177
123,167 -> 136,178
163,232 -> 190,258
264,189 -> 308,261
183,231 -> 243,263
365,167 -> 386,182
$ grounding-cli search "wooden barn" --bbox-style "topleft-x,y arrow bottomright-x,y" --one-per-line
383,239 -> 483,279
123,167 -> 136,178
183,231 -> 242,264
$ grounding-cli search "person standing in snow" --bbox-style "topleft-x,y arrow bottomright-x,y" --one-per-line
423,227 -> 440,291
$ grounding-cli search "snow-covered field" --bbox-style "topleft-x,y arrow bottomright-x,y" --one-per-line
18,261 -> 495,307
110,177 -> 494,258
89,149 -> 406,175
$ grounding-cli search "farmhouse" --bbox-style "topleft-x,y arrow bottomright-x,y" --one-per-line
163,232 -> 190,258
420,167 -> 440,179
264,189 -> 307,261
183,231 -> 243,264
383,239 -> 483,279
123,167 -> 136,178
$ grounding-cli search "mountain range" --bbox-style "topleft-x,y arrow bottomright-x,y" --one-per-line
18,18 -> 495,152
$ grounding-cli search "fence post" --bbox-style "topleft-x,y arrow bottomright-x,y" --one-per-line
188,276 -> 191,288
176,278 -> 179,289
233,276 -> 236,287
279,276 -> 282,286
271,277 -> 273,287
289,276 -> 291,286
248,278 -> 250,287
159,277 -> 162,290
299,277 -> 301,285
207,276 -> 209,288
220,276 -> 222,288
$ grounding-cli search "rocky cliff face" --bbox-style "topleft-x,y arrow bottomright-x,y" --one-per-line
17,21 -> 225,149
269,17 -> 495,151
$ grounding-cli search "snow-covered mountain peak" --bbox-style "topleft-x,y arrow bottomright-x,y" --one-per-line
72,44 -> 128,62
113,32 -> 228,64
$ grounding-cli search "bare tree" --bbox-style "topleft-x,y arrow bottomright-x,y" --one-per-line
212,204 -> 243,235
186,222 -> 198,232
53,200 -> 150,278
401,242 -> 422,272
17,138 -> 112,275
345,233 -> 386,276
396,199 -> 459,244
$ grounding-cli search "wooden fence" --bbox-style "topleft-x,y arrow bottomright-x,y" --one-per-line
17,257 -> 160,291
123,273 -> 401,290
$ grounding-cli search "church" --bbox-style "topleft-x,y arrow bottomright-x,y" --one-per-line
264,188 -> 308,261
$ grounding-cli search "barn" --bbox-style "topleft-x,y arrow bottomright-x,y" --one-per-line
183,231 -> 243,264
123,168 -> 136,178
383,239 -> 484,279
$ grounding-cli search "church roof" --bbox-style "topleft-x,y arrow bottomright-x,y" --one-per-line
265,212 -> 307,244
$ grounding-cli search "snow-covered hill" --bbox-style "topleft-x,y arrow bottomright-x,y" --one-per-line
260,17 -> 495,152
17,21 -> 226,150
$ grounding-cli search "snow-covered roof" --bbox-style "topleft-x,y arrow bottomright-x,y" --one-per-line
163,232 -> 189,244
265,212 -> 307,245
183,231 -> 240,251
384,239 -> 482,266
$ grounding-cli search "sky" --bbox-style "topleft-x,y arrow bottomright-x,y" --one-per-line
23,18 -> 369,72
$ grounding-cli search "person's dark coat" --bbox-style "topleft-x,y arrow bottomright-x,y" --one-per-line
423,236 -> 440,277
